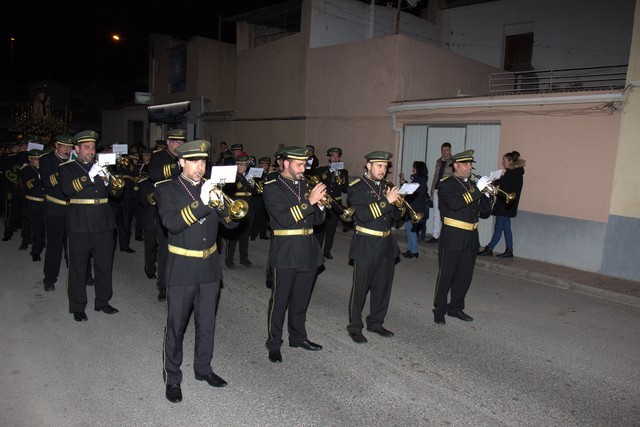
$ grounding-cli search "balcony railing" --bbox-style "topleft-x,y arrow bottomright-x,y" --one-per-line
489,65 -> 628,95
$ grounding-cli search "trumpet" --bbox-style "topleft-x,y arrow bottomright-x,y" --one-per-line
471,173 -> 516,204
206,180 -> 249,220
302,174 -> 354,222
247,177 -> 264,194
98,165 -> 125,192
382,179 -> 424,224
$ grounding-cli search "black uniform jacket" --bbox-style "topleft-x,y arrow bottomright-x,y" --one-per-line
223,173 -> 260,200
155,176 -> 239,286
315,165 -> 349,207
347,176 -> 402,263
262,174 -> 325,271
19,165 -> 44,200
39,151 -> 69,215
58,160 -> 121,233
148,149 -> 180,183
437,174 -> 492,251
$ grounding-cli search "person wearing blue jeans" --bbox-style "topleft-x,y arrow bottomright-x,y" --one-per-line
399,161 -> 429,258
478,151 -> 525,258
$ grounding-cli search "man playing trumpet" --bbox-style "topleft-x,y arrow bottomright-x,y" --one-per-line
432,149 -> 492,325
155,140 -> 239,403
58,130 -> 122,322
262,146 -> 327,364
346,151 -> 403,343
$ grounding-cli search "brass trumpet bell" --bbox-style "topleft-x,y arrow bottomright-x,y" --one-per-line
229,199 -> 249,220
472,173 -> 517,204
382,179 -> 424,224
207,184 -> 249,220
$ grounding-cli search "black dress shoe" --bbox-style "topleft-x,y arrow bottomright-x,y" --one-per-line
496,248 -> 513,258
477,246 -> 493,256
250,236 -> 256,241
240,259 -> 252,266
32,255 -> 41,262
95,304 -> 119,314
195,372 -> 227,387
425,237 -> 438,243
135,236 -> 144,241
157,288 -> 167,302
73,311 -> 88,322
366,326 -> 394,337
403,251 -> 419,258
225,260 -> 235,269
166,384 -> 182,403
146,271 -> 157,279
260,236 -> 270,240
265,280 -> 273,289
289,339 -> 322,351
44,284 -> 55,292
120,248 -> 135,253
268,349 -> 282,363
447,310 -> 473,322
433,311 -> 446,325
349,332 -> 368,343
324,253 -> 333,260
1,236 -> 11,242
19,243 -> 29,251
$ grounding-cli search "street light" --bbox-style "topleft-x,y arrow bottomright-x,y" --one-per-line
110,33 -> 155,99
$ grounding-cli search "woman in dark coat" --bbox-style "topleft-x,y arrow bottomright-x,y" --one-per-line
477,151 -> 525,258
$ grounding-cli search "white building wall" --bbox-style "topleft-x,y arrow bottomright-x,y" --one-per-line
309,0 -> 438,48
442,0 -> 635,70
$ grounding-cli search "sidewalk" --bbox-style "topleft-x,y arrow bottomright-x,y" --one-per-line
391,229 -> 640,308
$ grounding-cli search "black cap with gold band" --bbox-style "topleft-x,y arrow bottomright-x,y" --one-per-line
176,140 -> 210,160
258,156 -> 271,164
55,134 -> 74,146
166,129 -> 186,141
326,147 -> 342,156
281,146 -> 311,161
364,151 -> 392,163
451,149 -> 475,163
72,130 -> 99,145
28,149 -> 44,158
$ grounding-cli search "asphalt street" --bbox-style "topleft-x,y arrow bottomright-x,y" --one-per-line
1,228 -> 639,426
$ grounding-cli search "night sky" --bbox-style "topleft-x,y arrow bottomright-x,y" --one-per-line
2,1 -> 287,97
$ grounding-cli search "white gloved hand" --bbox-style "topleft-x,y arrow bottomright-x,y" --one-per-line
88,163 -> 102,182
200,180 -> 217,205
476,176 -> 491,192
97,167 -> 109,179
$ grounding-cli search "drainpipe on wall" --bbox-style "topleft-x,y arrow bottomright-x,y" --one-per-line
368,1 -> 375,39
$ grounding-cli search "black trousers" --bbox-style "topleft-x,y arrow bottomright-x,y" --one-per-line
25,200 -> 45,256
225,208 -> 254,263
433,247 -> 476,314
141,207 -> 158,276
3,190 -> 23,238
315,208 -> 340,256
43,213 -> 67,286
156,207 -> 168,290
250,196 -> 268,239
347,260 -> 395,334
116,199 -> 135,250
134,201 -> 143,239
67,230 -> 115,313
163,281 -> 220,386
265,268 -> 316,350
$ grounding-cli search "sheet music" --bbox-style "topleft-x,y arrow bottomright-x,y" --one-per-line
210,165 -> 238,184
399,182 -> 419,195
